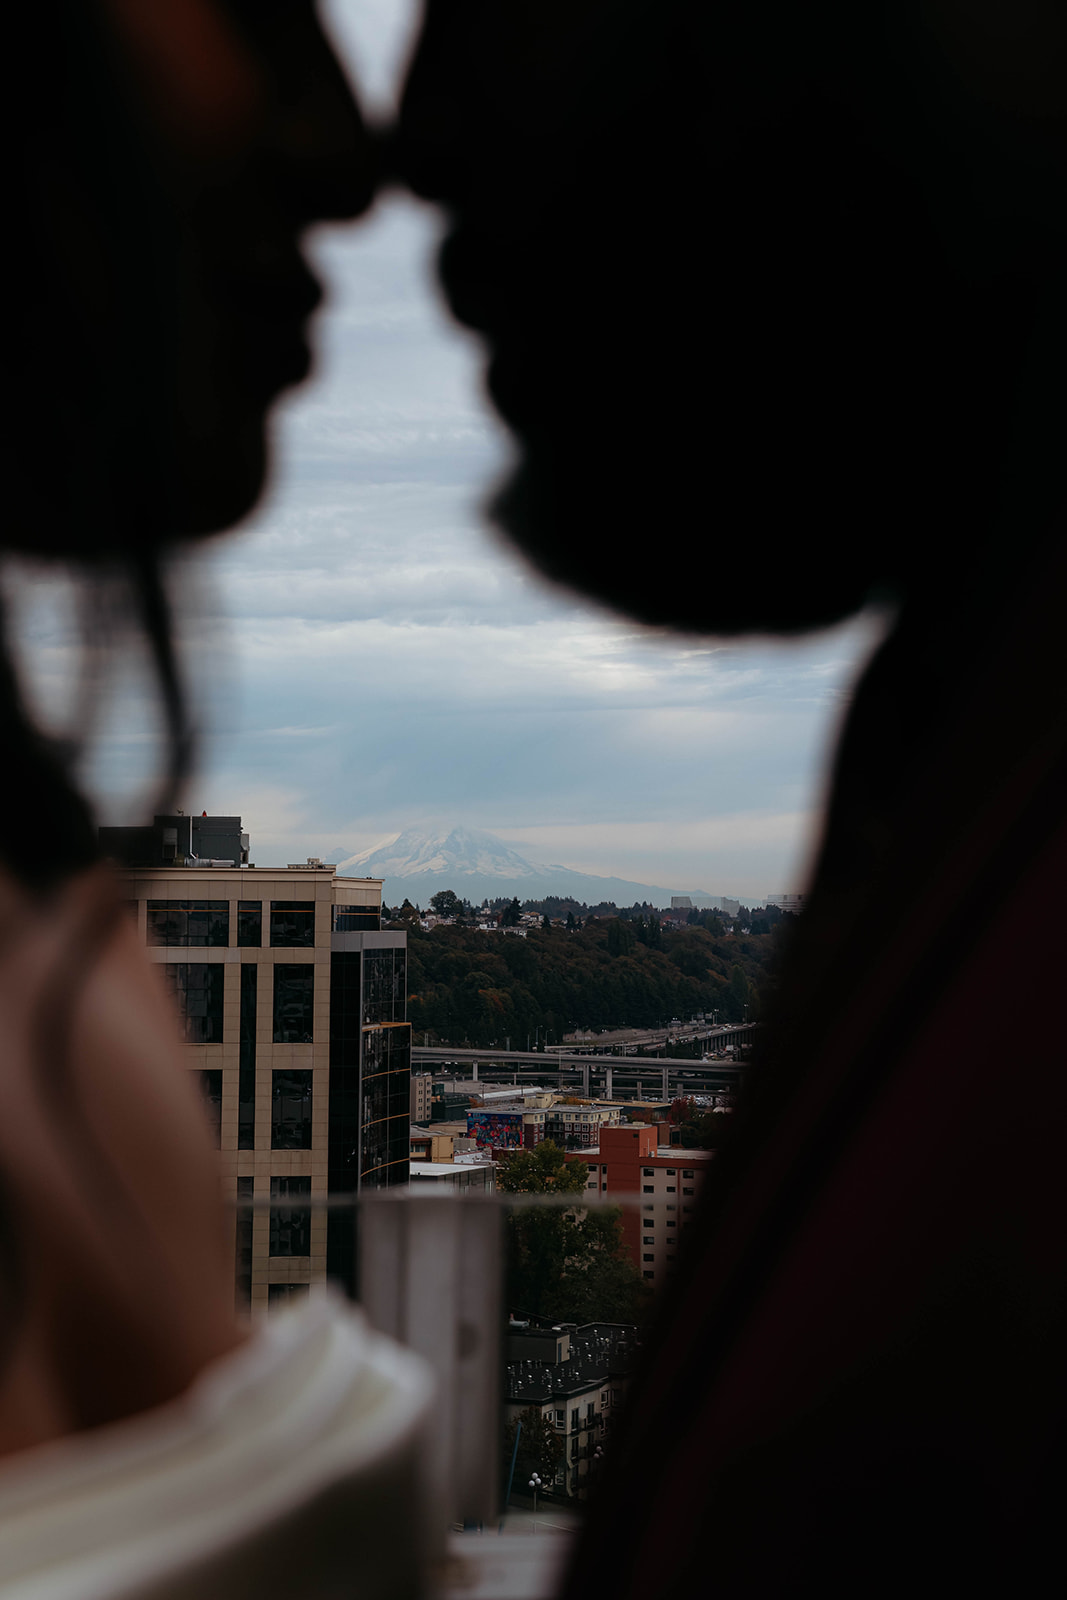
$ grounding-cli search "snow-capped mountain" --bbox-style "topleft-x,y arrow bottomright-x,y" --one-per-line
338,825 -> 726,909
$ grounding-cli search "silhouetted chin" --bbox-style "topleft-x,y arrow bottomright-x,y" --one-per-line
489,449 -> 886,637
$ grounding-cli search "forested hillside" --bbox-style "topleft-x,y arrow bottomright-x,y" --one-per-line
402,917 -> 791,1047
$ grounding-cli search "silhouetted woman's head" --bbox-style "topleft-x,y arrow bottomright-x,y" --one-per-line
0,0 -> 377,883
5,0 -> 375,561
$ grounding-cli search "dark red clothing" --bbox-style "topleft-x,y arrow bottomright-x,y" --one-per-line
562,549 -> 1067,1595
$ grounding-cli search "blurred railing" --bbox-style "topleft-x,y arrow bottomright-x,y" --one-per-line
235,1188 -> 672,1544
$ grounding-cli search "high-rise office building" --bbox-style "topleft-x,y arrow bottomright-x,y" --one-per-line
102,814 -> 411,1312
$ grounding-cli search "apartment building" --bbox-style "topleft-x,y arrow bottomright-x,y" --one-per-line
573,1124 -> 713,1287
410,1071 -> 433,1123
102,813 -> 411,1313
505,1322 -> 641,1500
543,1101 -> 622,1149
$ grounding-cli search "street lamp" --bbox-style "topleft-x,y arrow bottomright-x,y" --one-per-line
528,1473 -> 543,1513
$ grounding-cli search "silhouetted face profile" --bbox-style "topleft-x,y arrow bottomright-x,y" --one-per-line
396,0 -> 1067,634
7,0 -> 375,557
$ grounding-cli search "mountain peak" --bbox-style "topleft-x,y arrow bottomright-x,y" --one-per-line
337,823 -> 727,910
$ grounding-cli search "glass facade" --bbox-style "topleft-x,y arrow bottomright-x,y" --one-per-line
328,953 -> 361,1190
270,901 -> 315,947
360,1024 -> 411,1187
237,900 -> 262,947
199,1069 -> 222,1146
269,1176 -> 312,1256
272,963 -> 314,1043
271,1069 -> 312,1149
239,962 -> 256,1149
164,963 -> 224,1043
362,947 -> 406,1024
148,899 -> 228,946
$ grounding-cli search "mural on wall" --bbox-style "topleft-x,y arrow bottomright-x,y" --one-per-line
467,1110 -> 524,1151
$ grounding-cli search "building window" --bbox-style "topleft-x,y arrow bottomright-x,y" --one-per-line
682,1170 -> 694,1178
643,1270 -> 654,1279
270,901 -> 316,948
147,900 -> 228,947
570,1437 -> 579,1460
666,1220 -> 677,1228
268,1283 -> 310,1309
666,1169 -> 676,1176
643,1253 -> 654,1262
239,962 -> 256,1150
643,1236 -> 655,1244
237,900 -> 262,947
273,963 -> 314,1042
164,963 -> 224,1043
666,1185 -> 676,1192
235,1176 -> 253,1311
198,1069 -> 222,1147
642,1167 -> 654,1177
642,1184 -> 654,1193
269,1176 -> 311,1255
571,1409 -> 579,1431
271,1070 -> 312,1149
332,906 -> 380,932
684,1186 -> 695,1195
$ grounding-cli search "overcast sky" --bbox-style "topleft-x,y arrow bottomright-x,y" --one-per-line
9,0 -> 883,901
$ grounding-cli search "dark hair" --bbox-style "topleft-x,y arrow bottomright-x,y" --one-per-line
0,4 -> 194,888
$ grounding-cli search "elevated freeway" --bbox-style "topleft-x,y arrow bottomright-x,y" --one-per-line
411,1024 -> 758,1101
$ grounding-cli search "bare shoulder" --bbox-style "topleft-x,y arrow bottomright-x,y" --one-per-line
0,863 -> 244,1458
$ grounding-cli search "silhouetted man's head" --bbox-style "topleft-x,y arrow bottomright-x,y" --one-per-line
396,0 -> 1067,634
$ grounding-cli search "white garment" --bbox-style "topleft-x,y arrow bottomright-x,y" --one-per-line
0,1294 -> 435,1600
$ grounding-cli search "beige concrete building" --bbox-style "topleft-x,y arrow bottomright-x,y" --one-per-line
410,1071 -> 433,1123
104,813 -> 411,1315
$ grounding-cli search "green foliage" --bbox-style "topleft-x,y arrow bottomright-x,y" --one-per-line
501,897 -> 522,928
429,889 -> 462,919
504,1407 -> 565,1486
403,917 -> 784,1046
676,1108 -> 733,1149
497,1145 -> 650,1323
496,1140 -> 588,1194
505,1203 -> 652,1324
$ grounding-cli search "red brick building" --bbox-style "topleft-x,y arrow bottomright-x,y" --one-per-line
568,1124 -> 713,1288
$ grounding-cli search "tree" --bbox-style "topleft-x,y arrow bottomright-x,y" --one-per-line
498,1143 -> 651,1324
606,918 -> 635,956
677,1107 -> 733,1150
565,911 -> 577,931
497,1140 -> 588,1195
429,889 -> 462,919
501,897 -> 522,928
541,913 -> 552,931
504,1407 -> 565,1490
398,898 -> 420,923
